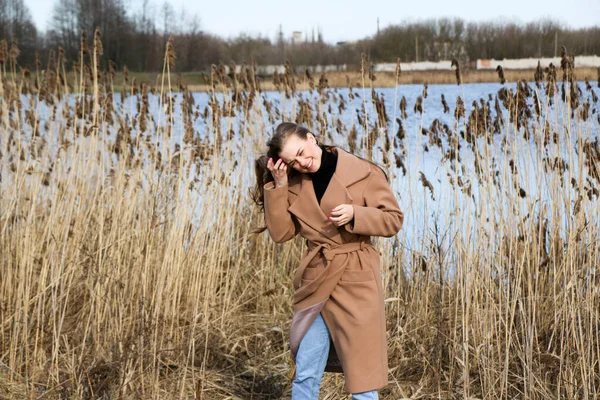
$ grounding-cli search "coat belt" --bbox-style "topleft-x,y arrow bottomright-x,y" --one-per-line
293,239 -> 373,290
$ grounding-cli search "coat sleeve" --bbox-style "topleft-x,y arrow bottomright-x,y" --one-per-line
344,166 -> 404,237
263,181 -> 301,243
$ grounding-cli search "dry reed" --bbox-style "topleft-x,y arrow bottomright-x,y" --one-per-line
0,38 -> 599,400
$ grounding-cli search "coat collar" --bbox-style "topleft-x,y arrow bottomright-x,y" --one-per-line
333,147 -> 372,186
287,147 -> 371,194
287,147 -> 371,244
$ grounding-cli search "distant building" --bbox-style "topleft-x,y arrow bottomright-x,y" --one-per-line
336,40 -> 358,46
292,31 -> 302,44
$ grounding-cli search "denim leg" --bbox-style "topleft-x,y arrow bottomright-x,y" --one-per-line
291,313 -> 331,399
352,390 -> 379,400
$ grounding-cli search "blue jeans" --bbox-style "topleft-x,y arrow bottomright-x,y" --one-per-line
291,313 -> 379,400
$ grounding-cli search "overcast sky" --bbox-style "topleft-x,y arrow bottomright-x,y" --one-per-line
24,0 -> 600,44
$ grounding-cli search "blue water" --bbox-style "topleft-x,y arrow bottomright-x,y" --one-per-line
8,81 -> 600,274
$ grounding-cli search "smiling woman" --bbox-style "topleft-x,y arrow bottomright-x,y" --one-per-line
278,131 -> 322,173
252,122 -> 404,399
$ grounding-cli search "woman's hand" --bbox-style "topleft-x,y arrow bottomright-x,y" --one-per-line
267,157 -> 288,188
329,204 -> 354,226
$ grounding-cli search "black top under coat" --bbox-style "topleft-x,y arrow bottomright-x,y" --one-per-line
310,145 -> 338,204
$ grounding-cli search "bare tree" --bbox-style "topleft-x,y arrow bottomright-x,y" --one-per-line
0,0 -> 38,65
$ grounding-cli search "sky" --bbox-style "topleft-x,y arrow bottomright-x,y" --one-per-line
25,0 -> 600,44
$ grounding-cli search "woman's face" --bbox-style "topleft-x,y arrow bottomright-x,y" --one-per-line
279,132 -> 322,173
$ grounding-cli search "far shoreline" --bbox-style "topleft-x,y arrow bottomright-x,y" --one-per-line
26,67 -> 596,93
178,67 -> 600,92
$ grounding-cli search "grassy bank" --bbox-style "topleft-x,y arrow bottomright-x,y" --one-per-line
14,66 -> 596,94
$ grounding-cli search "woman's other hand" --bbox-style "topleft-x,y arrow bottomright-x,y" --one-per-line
267,157 -> 288,188
329,204 -> 354,226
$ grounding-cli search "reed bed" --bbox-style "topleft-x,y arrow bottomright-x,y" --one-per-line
1,33 -> 599,400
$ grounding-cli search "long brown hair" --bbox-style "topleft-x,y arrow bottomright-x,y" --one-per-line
253,123 -> 317,210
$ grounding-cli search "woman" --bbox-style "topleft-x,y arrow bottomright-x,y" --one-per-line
253,122 -> 404,399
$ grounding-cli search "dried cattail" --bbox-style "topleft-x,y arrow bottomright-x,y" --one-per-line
560,45 -> 567,61
166,36 -> 176,69
569,82 -> 580,112
454,96 -> 465,120
545,63 -> 557,101
361,53 -> 367,79
400,96 -> 407,119
131,77 -> 138,95
80,30 -> 89,55
496,65 -> 506,84
227,60 -> 237,83
371,90 -> 388,126
368,62 -> 376,81
414,96 -> 423,114
560,45 -> 575,83
396,118 -> 405,141
451,58 -> 461,85
533,91 -> 541,118
348,124 -> 358,154
579,100 -> 590,121
47,49 -> 56,71
394,153 -> 406,176
508,159 -> 518,175
573,194 -> 583,215
518,187 -> 527,198
422,82 -> 428,99
534,61 -> 543,86
93,28 -> 103,57
413,253 -> 427,273
108,60 -> 116,81
283,60 -> 296,93
395,58 -> 401,78
305,68 -> 313,81
441,94 -> 449,113
318,73 -> 328,92
42,172 -> 50,186
419,171 -> 435,200
272,70 -> 281,89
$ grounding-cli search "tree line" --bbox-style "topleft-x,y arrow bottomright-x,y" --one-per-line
2,0 -> 600,72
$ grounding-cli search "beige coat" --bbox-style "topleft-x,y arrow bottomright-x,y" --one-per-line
263,147 -> 404,393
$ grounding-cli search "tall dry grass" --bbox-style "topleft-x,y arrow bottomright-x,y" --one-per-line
1,32 -> 599,399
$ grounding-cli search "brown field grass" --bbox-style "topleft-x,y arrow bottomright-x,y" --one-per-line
89,67 -> 599,93
1,34 -> 599,399
185,67 -> 599,92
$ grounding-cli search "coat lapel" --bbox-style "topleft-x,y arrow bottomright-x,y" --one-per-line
332,148 -> 371,187
319,174 -> 352,217
287,147 -> 371,243
289,174 -> 341,242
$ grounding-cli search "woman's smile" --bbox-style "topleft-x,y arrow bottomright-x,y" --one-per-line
278,132 -> 322,173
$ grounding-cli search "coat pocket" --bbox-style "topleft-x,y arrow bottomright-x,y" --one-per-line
301,261 -> 326,286
335,278 -> 380,325
340,249 -> 377,282
340,268 -> 374,282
